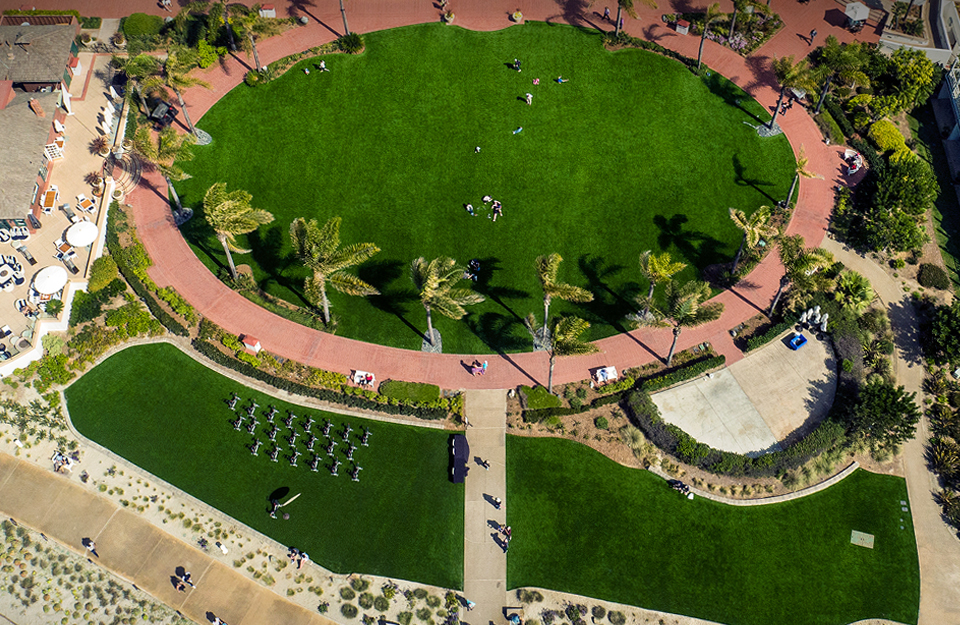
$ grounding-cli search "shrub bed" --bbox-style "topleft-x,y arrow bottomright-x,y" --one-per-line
596,376 -> 636,395
918,263 -> 949,289
192,339 -> 452,420
379,380 -> 441,403
520,385 -> 562,410
744,318 -> 796,352
521,393 -> 621,423
639,356 -> 726,392
623,389 -> 846,478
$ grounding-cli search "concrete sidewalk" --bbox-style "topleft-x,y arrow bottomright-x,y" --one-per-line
462,390 -> 508,625
0,452 -> 333,625
823,238 -> 960,625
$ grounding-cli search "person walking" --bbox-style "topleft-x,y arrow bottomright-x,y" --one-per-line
525,93 -> 533,106
809,29 -> 817,45
493,496 -> 502,509
603,6 -> 610,21
83,539 -> 99,558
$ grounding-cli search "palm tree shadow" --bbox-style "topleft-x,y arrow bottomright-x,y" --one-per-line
178,207 -> 229,273
575,254 -> 637,331
733,154 -> 777,203
357,259 -> 424,341
653,214 -> 727,270
465,312 -> 527,352
472,256 -> 529,322
702,72 -> 763,123
246,225 -> 308,304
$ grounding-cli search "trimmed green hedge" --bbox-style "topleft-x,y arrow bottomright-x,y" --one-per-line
639,356 -> 726,392
815,111 -> 844,145
623,389 -> 846,478
521,393 -> 622,423
603,31 -> 697,70
744,319 -> 795,352
823,95 -> 854,139
104,202 -> 189,337
520,385 -> 563,410
191,339 -> 449,420
379,380 -> 441,403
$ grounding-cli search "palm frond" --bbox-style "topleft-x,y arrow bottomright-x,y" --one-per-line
328,271 -> 379,297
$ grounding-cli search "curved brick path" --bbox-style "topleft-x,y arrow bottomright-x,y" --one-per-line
109,0 -> 878,389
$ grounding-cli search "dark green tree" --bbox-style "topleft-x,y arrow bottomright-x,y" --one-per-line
929,300 -> 960,365
851,379 -> 921,451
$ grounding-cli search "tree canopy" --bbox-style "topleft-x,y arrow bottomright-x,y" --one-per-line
851,379 -> 921,451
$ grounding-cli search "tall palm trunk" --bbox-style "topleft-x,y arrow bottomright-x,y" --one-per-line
165,175 -> 183,213
172,86 -> 197,138
729,7 -> 739,40
814,75 -> 832,115
548,351 -> 557,394
641,280 -> 655,318
614,5 -> 622,35
219,233 -> 238,280
769,277 -> 788,315
319,277 -> 331,324
666,327 -> 681,366
134,86 -> 149,116
249,33 -> 262,71
768,87 -> 786,129
543,296 -> 551,336
697,29 -> 709,70
732,234 -> 747,274
785,173 -> 800,208
225,4 -> 237,52
339,0 -> 350,35
425,305 -> 435,345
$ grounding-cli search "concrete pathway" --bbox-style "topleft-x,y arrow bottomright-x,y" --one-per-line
462,390 -> 509,625
0,452 -> 332,625
822,238 -> 960,625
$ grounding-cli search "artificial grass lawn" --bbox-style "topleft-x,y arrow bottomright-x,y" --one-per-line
178,22 -> 794,354
506,436 -> 919,625
64,343 -> 463,589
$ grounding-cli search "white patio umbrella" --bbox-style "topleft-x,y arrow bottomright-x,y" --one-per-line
845,2 -> 870,21
66,220 -> 98,247
33,265 -> 68,295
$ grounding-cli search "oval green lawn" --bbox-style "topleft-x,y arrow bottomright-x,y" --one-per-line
178,22 -> 794,354
506,436 -> 919,625
64,343 -> 464,589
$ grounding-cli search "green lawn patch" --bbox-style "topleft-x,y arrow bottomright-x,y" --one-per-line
379,379 -> 441,403
178,22 -> 793,354
64,343 -> 463,588
506,436 -> 919,625
519,385 -> 562,410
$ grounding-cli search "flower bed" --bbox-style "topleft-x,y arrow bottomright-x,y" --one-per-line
679,10 -> 783,56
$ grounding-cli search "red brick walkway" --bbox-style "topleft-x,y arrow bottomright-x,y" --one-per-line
110,0 -> 879,389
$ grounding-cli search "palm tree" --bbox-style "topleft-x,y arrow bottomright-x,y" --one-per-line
613,0 -> 657,37
637,251 -> 686,319
131,126 -> 195,217
813,36 -> 870,115
230,4 -> 284,72
769,55 -> 816,130
410,257 -> 485,349
631,280 -> 724,366
288,217 -> 380,324
111,53 -> 162,115
161,46 -> 212,140
768,235 -> 834,315
535,253 -> 594,338
208,1 -> 237,52
783,145 -> 822,208
728,0 -> 748,41
834,270 -> 874,313
339,0 -> 350,35
696,3 -> 723,71
203,182 -> 275,280
525,314 -> 598,394
729,206 -> 776,274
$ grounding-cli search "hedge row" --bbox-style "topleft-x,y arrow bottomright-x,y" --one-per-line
624,389 -> 847,478
744,319 -> 795,352
596,376 -> 636,395
604,31 -> 697,70
192,340 -> 449,420
823,95 -> 854,139
639,356 -> 726,393
104,202 -> 189,337
814,111 -> 844,146
521,392 -> 622,423
379,380 -> 441,403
